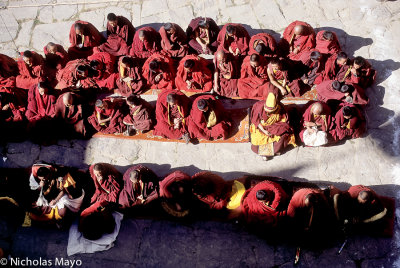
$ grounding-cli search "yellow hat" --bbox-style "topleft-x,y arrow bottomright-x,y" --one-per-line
265,93 -> 277,112
227,180 -> 246,210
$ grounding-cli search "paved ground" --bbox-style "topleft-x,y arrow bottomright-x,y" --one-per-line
1,0 -> 400,267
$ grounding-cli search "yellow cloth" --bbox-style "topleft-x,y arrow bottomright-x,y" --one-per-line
250,106 -> 285,146
346,120 -> 351,129
277,79 -> 291,93
206,109 -> 217,128
97,111 -> 107,126
226,180 -> 245,210
63,173 -> 76,189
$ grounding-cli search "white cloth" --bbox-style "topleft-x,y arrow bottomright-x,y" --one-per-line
54,190 -> 85,212
67,212 -> 123,256
303,127 -> 328,147
29,174 -> 40,190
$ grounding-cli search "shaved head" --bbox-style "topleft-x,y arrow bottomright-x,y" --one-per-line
215,50 -> 226,61
62,92 -> 74,106
311,102 -> 323,116
294,25 -> 306,36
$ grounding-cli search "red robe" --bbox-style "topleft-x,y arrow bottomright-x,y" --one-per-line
123,98 -> 154,131
106,15 -> 135,46
279,21 -> 316,63
323,53 -> 352,82
25,84 -> 56,121
159,170 -> 191,199
217,23 -> 250,56
159,23 -> 188,58
0,53 -> 19,89
55,59 -> 97,90
68,20 -> 103,60
301,51 -> 325,86
315,30 -> 341,56
175,55 -> 213,93
153,89 -> 191,139
267,62 -> 304,97
316,80 -> 368,105
115,56 -> 145,96
43,44 -> 69,70
186,17 -> 220,55
238,55 -> 276,100
142,53 -> 175,90
129,26 -> 161,59
87,98 -> 126,134
332,104 -> 366,141
241,180 -> 289,226
349,59 -> 376,89
16,52 -> 45,90
214,52 -> 240,97
299,101 -> 333,142
248,33 -> 277,57
0,92 -> 26,122
187,95 -> 231,140
87,52 -> 116,88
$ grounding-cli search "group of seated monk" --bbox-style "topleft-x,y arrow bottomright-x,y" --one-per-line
22,161 -> 388,242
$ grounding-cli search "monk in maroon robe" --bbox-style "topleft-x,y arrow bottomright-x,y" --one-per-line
142,53 -> 175,90
317,80 -> 368,105
331,104 -> 366,142
123,95 -> 154,135
187,95 -> 231,140
323,51 -> 351,82
16,51 -> 45,90
300,50 -> 325,88
118,164 -> 159,209
175,55 -> 213,93
43,42 -> 69,70
278,21 -> 316,64
213,50 -> 240,97
87,51 -> 116,89
129,27 -> 161,59
55,59 -> 98,91
87,98 -> 126,134
217,23 -> 250,57
238,54 -> 276,100
0,91 -> 25,123
186,17 -> 219,55
315,30 -> 341,56
248,33 -> 277,58
153,89 -> 191,142
241,180 -> 289,226
25,82 -> 56,121
106,13 -> 135,46
0,53 -> 18,89
68,20 -> 104,60
349,56 -> 376,89
114,56 -> 145,96
159,22 -> 188,58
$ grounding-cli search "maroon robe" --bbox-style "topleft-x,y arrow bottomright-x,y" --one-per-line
43,44 -> 69,70
87,52 -> 116,88
267,62 -> 304,97
332,104 -> 366,141
55,59 -> 97,90
217,23 -> 250,56
323,53 -> 352,82
129,26 -> 161,59
106,15 -> 135,46
0,92 -> 25,122
299,101 -> 333,142
301,50 -> 325,86
248,33 -> 277,57
315,30 -> 341,56
115,56 -> 145,96
123,98 -> 154,131
214,52 -> 240,97
142,53 -> 175,90
175,55 -> 213,93
16,52 -> 45,90
159,170 -> 191,199
316,80 -> 368,105
187,95 -> 231,140
0,53 -> 18,89
87,98 -> 126,134
153,89 -> 191,139
25,84 -> 56,121
349,59 -> 376,89
68,20 -> 104,60
159,23 -> 188,58
186,17 -> 220,55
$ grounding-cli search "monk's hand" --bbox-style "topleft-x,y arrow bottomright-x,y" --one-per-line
292,47 -> 300,54
303,78 -> 308,84
39,180 -> 45,188
279,87 -> 287,96
235,48 -> 240,56
341,124 -> 347,129
2,104 -> 10,110
122,77 -> 133,83
49,200 -> 57,206
155,73 -> 162,83
186,80 -> 192,89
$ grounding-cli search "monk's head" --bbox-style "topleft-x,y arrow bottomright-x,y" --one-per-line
255,43 -> 267,55
121,56 -> 134,69
125,95 -> 139,107
294,25 -> 307,36
149,60 -> 160,73
331,80 -> 341,91
256,190 -> 275,205
76,64 -> 89,78
226,25 -> 236,37
339,84 -> 353,94
107,13 -> 118,28
215,50 -> 227,63
310,51 -> 321,62
62,92 -> 74,108
198,19 -> 209,29
168,180 -> 192,199
336,51 -> 348,66
164,22 -> 175,34
249,54 -> 260,68
353,56 -> 365,70
23,50 -> 33,66
197,99 -> 209,112
37,82 -> 49,96
46,42 -> 57,54
264,93 -> 278,113
342,106 -> 354,120
90,60 -> 100,71
167,93 -> 178,106
310,102 -> 324,116
358,190 -> 372,205
322,31 -> 334,41
129,170 -> 140,183
74,23 -> 84,35
269,57 -> 281,71
37,167 -> 51,181
93,163 -> 106,181
95,99 -> 108,110
304,193 -> 317,207
138,30 -> 146,41
183,59 -> 195,72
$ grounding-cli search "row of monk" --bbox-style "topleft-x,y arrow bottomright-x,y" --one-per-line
2,161 -> 388,243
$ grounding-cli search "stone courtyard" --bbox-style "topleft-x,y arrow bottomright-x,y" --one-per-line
1,0 -> 400,267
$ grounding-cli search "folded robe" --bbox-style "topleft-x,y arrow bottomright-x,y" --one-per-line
175,55 -> 213,93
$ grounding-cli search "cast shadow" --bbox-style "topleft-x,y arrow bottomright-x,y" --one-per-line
367,59 -> 400,85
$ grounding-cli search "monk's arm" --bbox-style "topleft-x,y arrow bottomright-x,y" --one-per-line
267,68 -> 286,92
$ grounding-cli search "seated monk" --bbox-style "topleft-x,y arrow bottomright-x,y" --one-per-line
95,13 -> 134,56
238,53 -> 276,100
217,23 -> 250,57
68,20 -> 104,60
118,164 -> 159,209
267,57 -> 305,97
278,21 -> 316,64
16,50 -> 45,90
0,91 -> 25,123
332,185 -> 387,226
81,163 -> 122,218
349,56 -> 376,89
25,82 -> 56,122
213,50 -> 240,97
175,55 -> 213,93
317,81 -> 368,105
241,180 -> 289,226
323,51 -> 351,82
129,27 -> 161,59
250,93 -> 296,160
55,59 -> 98,91
87,51 -> 116,89
153,89 -> 191,143
87,98 -> 126,135
248,33 -> 278,58
123,95 -> 154,135
159,170 -> 193,217
53,92 -> 90,138
299,101 -> 334,147
315,30 -> 341,56
114,56 -> 145,96
186,17 -> 220,55
188,95 -> 231,141
331,104 -> 366,142
159,22 -> 188,58
0,53 -> 18,89
300,50 -> 325,88
43,42 -> 69,70
142,53 -> 175,90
